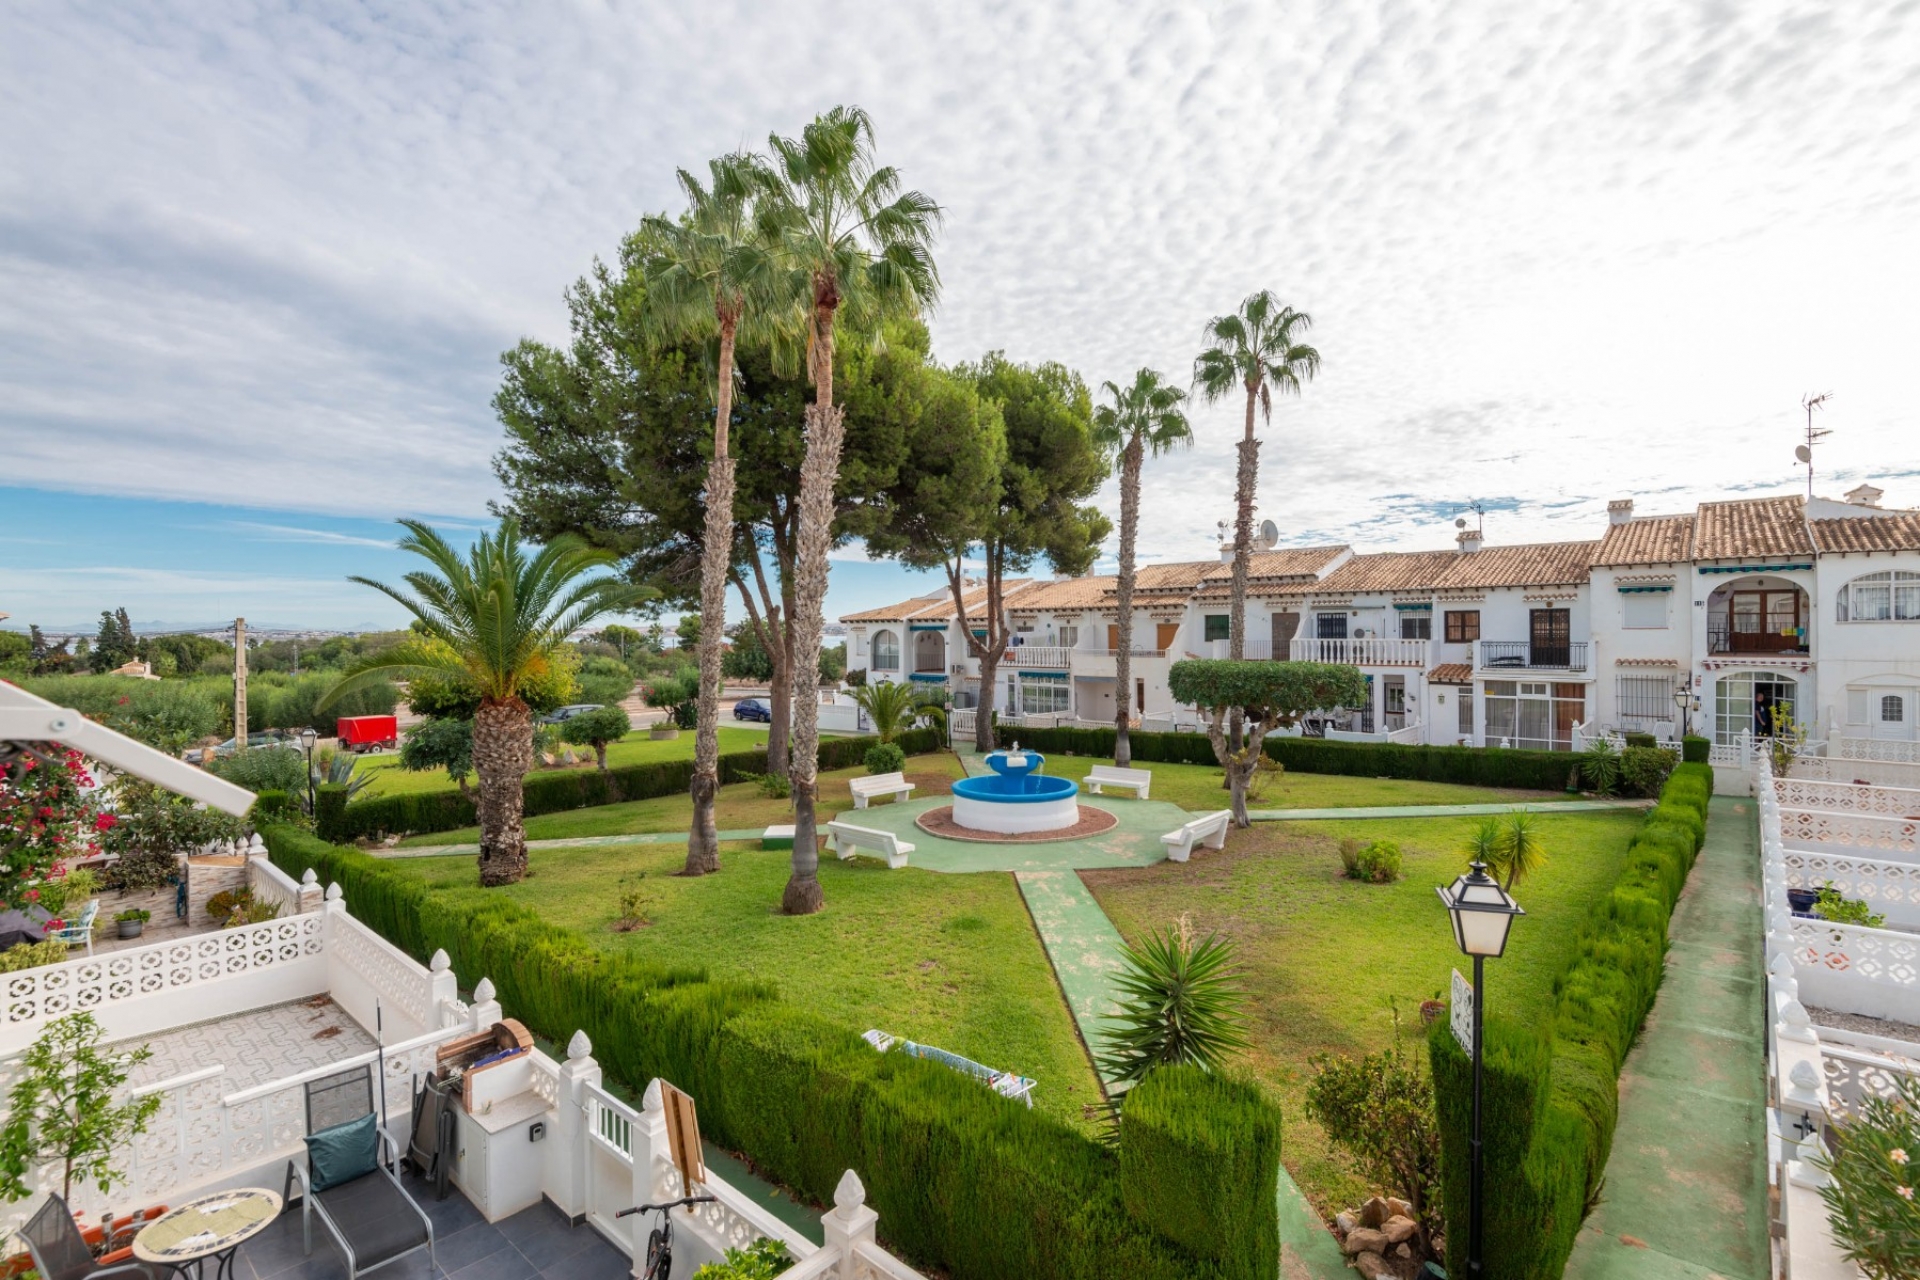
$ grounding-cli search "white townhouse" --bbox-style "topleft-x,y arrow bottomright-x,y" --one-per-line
838,484 -> 1920,751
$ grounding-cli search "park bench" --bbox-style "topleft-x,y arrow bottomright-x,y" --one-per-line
849,770 -> 915,809
828,821 -> 914,869
1085,764 -> 1152,800
1160,810 -> 1232,863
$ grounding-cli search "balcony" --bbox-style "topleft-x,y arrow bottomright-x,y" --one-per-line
1475,640 -> 1589,673
1708,619 -> 1809,657
1070,648 -> 1169,679
1003,644 -> 1072,669
1288,637 -> 1431,667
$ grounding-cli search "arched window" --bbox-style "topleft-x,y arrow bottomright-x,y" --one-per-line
1837,571 -> 1920,622
872,630 -> 900,671
1885,694 -> 1908,724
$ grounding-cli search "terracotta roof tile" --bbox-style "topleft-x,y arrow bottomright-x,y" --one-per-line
1008,576 -> 1116,611
1433,540 -> 1599,589
1132,560 -> 1222,593
1810,514 -> 1920,554
1693,496 -> 1813,560
1197,545 -> 1349,589
1428,663 -> 1473,684
1310,551 -> 1463,594
839,583 -> 1027,625
1593,515 -> 1696,566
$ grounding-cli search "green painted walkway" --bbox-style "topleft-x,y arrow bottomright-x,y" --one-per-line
1014,869 -> 1348,1280
1248,798 -> 1646,821
1565,796 -> 1767,1280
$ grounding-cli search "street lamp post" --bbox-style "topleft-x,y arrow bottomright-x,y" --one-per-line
299,728 -> 318,815
1673,684 -> 1699,739
1437,862 -> 1525,1277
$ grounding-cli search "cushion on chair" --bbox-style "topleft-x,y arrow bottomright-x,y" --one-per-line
305,1111 -> 378,1191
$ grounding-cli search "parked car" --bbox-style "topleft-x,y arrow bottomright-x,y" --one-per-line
539,704 -> 604,725
337,714 -> 400,753
732,697 -> 772,722
182,731 -> 298,764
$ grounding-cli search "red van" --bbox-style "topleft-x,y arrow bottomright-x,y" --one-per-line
337,715 -> 400,753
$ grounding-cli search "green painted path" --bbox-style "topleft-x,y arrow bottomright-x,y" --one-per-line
1014,869 -> 1348,1280
826,796 -> 1184,872
378,829 -> 766,858
1248,798 -> 1646,821
1565,796 -> 1767,1280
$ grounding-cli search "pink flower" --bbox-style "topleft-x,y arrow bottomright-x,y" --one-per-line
44,918 -> 64,933
1895,1148 -> 1910,1166
23,889 -> 38,902
1900,1185 -> 1915,1201
94,813 -> 116,832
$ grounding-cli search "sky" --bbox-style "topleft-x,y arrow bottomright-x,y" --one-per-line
2,1 -> 1917,633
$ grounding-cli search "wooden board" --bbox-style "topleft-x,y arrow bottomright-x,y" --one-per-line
660,1082 -> 705,1190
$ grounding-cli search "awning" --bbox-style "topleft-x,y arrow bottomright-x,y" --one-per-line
1617,584 -> 1673,594
1698,564 -> 1812,574
908,672 -> 947,682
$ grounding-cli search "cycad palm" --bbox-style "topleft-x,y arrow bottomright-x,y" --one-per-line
851,680 -> 946,744
323,519 -> 648,886
638,154 -> 776,878
758,105 -> 942,916
1092,369 -> 1191,768
1192,293 -> 1320,676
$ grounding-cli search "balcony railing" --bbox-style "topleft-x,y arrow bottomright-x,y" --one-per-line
1004,644 -> 1072,668
1708,620 -> 1809,656
1289,637 -> 1430,667
1475,640 -> 1589,672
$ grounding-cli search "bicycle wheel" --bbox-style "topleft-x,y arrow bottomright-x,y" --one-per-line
643,1226 -> 671,1279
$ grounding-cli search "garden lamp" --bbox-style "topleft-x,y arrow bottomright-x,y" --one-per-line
1673,684 -> 1698,737
299,728 -> 318,815
1437,862 -> 1523,1277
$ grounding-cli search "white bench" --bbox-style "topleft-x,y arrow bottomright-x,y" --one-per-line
1160,811 -> 1232,863
849,770 -> 914,809
1086,765 -> 1152,800
828,821 -> 914,869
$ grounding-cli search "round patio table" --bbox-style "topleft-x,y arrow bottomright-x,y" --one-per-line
133,1188 -> 282,1280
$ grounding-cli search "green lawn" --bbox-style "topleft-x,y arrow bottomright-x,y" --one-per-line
1082,807 -> 1647,1218
391,833 -> 1104,1131
1028,753 -> 1571,812
396,752 -> 968,846
354,726 -> 771,797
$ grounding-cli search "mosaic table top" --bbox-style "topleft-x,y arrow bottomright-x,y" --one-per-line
133,1188 -> 282,1262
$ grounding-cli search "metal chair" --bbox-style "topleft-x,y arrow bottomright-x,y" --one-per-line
21,1194 -> 161,1280
282,1066 -> 435,1280
47,900 -> 100,955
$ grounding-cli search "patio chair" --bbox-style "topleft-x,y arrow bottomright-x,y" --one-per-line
21,1193 -> 161,1280
283,1065 -> 435,1280
47,900 -> 100,955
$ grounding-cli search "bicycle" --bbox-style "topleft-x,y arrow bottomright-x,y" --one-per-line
615,1194 -> 718,1280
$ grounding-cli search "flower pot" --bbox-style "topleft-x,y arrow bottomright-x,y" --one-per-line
1786,888 -> 1820,915
117,919 -> 145,939
649,725 -> 680,740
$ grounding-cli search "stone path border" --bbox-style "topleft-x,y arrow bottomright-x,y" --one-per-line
1564,796 -> 1768,1279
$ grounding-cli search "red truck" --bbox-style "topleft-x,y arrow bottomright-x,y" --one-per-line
336,715 -> 400,753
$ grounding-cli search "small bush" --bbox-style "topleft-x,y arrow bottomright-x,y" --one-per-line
1816,884 -> 1886,929
1355,839 -> 1402,884
114,908 -> 151,924
250,790 -> 297,825
1305,1026 -> 1441,1253
1622,731 -> 1657,749
103,849 -> 179,893
0,939 -> 69,972
690,1239 -> 792,1280
864,742 -> 906,775
1337,837 -> 1364,879
209,746 -> 308,795
1681,735 -> 1711,764
1817,1073 -> 1920,1279
1579,738 -> 1621,795
1618,746 -> 1677,798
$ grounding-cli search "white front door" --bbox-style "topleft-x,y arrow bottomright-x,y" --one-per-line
1872,689 -> 1918,741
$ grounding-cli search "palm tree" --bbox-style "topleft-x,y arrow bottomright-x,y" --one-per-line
1092,369 -> 1190,768
758,105 -> 942,915
1192,293 -> 1320,744
850,679 -> 946,743
638,154 -> 776,878
1492,810 -> 1548,891
323,519 -> 648,887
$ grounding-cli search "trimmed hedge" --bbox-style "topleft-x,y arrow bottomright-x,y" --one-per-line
999,725 -> 1579,791
260,824 -> 1277,1280
1681,734 -> 1711,764
332,727 -> 944,840
1426,762 -> 1714,1279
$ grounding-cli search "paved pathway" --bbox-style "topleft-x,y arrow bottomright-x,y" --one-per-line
1014,869 -> 1349,1280
1247,798 -> 1646,821
1565,796 -> 1768,1280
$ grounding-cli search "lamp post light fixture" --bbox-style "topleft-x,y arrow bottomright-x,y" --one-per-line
1437,862 -> 1525,1277
299,728 -> 318,815
1673,684 -> 1699,739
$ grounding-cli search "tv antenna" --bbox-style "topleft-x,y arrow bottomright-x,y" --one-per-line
1452,500 -> 1486,536
1797,392 -> 1832,499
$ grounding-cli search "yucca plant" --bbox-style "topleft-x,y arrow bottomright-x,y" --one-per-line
1581,736 -> 1621,795
1098,915 -> 1250,1088
1485,809 -> 1548,891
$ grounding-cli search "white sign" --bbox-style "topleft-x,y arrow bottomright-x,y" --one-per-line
1450,968 -> 1474,1054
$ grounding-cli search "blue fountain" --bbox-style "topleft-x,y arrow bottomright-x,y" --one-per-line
949,744 -> 1080,834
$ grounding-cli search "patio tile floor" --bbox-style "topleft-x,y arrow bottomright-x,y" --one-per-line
123,998 -> 379,1092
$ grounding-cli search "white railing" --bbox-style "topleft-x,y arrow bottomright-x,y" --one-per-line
1003,645 -> 1071,669
1837,737 -> 1920,764
948,709 -> 976,745
1779,807 -> 1920,859
1288,636 -> 1430,667
1207,636 -> 1273,659
1822,1041 -> 1920,1120
1793,754 -> 1920,789
1773,775 -> 1920,818
1777,847 -> 1920,930
247,855 -> 304,915
1387,722 -> 1425,745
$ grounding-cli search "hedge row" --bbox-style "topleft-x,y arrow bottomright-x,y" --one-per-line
997,724 -> 1581,791
261,824 -> 1278,1280
325,727 -> 944,841
1425,762 -> 1715,1279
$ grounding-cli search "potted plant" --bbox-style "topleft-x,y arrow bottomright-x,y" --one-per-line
114,908 -> 150,940
0,1012 -> 162,1206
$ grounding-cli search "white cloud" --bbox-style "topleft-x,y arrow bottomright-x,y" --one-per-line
217,522 -> 399,549
2,0 -> 1916,559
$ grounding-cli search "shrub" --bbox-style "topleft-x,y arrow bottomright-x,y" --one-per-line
1427,761 -> 1714,1279
267,672 -> 398,733
0,939 -> 70,972
1681,735 -> 1711,764
313,783 -> 352,844
19,674 -> 227,747
1337,837 -> 1364,879
1098,919 -> 1250,1086
1622,731 -> 1657,749
1618,745 -> 1677,798
249,790 -> 297,825
863,742 -> 906,775
1305,1025 -> 1441,1253
1816,884 -> 1886,929
1579,738 -> 1620,795
1817,1072 -> 1920,1278
114,908 -> 151,924
691,1239 -> 792,1279
103,848 -> 179,893
1120,1066 -> 1281,1280
1353,839 -> 1402,884
209,746 -> 307,795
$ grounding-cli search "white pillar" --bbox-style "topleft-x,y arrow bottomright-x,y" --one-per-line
469,977 -> 502,1030
428,949 -> 459,1026
822,1171 -> 879,1278
296,868 -> 324,915
631,1080 -> 670,1266
547,1030 -> 602,1222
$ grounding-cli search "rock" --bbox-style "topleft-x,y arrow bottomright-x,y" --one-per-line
1382,1215 -> 1418,1244
1335,1210 -> 1358,1234
1342,1227 -> 1389,1256
1392,1242 -> 1412,1259
1386,1196 -> 1413,1220
1351,1251 -> 1391,1279
1359,1196 -> 1393,1228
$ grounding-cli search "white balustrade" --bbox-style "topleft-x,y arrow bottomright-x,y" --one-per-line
1288,636 -> 1429,666
1837,737 -> 1920,764
1777,848 -> 1920,930
1003,645 -> 1072,669
1794,754 -> 1920,790
1779,807 -> 1920,859
1774,775 -> 1920,817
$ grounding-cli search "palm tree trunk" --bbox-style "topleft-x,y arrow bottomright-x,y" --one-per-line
473,698 -> 532,886
684,319 -> 738,877
1228,383 -> 1260,753
783,398 -> 844,916
1114,436 -> 1142,768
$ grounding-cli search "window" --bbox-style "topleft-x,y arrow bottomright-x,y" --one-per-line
1400,614 -> 1431,640
1482,679 -> 1584,751
1458,686 -> 1474,736
1444,610 -> 1480,643
1849,688 -> 1870,725
1315,613 -> 1348,640
1617,676 -> 1673,721
1884,695 -> 1908,724
872,630 -> 900,671
1622,593 -> 1669,629
1020,675 -> 1070,715
1204,614 -> 1231,642
1385,682 -> 1407,714
1838,571 -> 1920,622
1713,672 -> 1797,744
1057,625 -> 1078,648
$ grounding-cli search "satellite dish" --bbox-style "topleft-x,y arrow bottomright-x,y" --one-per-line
1794,444 -> 1812,463
1257,519 -> 1281,549
1455,517 -> 1467,529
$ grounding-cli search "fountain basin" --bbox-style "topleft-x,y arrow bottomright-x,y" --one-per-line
949,749 -> 1081,834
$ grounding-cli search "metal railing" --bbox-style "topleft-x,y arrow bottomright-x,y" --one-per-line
1707,620 -> 1808,656
1475,640 -> 1589,672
